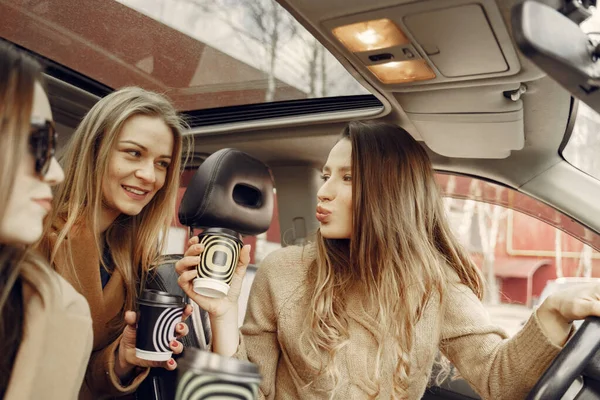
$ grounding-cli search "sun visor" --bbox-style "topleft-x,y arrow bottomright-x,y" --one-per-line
407,110 -> 524,159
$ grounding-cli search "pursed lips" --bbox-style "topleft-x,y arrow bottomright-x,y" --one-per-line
316,205 -> 331,222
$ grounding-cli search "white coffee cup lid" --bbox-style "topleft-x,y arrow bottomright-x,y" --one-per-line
136,348 -> 172,361
193,278 -> 229,298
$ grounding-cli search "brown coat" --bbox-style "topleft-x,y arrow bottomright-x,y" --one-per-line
39,224 -> 150,399
4,261 -> 93,400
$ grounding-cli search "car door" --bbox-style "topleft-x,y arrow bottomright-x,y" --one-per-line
421,172 -> 600,399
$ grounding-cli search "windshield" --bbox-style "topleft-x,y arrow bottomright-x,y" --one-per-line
562,7 -> 600,180
0,0 -> 368,111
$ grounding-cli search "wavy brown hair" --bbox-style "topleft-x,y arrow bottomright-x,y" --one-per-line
0,41 -> 45,396
43,87 -> 190,331
302,121 -> 483,397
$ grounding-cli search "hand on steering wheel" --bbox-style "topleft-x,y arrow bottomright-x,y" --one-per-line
526,316 -> 600,400
528,283 -> 600,399
536,283 -> 600,347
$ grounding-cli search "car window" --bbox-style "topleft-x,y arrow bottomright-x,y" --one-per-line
1,0 -> 367,111
561,8 -> 600,180
437,173 -> 600,336
563,101 -> 600,181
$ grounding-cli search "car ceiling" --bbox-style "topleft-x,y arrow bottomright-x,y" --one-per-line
187,0 -> 573,181
47,0 -> 600,234
187,0 -> 588,217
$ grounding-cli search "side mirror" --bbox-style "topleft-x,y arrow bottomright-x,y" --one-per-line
512,1 -> 600,113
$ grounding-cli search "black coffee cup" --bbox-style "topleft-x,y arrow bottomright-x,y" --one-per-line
175,348 -> 261,400
136,289 -> 186,361
194,228 -> 243,298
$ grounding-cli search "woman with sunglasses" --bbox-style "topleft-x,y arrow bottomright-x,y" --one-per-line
38,86 -> 192,399
0,42 -> 93,398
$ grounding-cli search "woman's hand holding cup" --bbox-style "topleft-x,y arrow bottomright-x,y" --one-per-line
176,235 -> 251,356
176,235 -> 251,317
114,306 -> 192,383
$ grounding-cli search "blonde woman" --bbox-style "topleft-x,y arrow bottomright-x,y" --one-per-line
0,41 -> 93,399
177,121 -> 600,399
39,87 -> 192,399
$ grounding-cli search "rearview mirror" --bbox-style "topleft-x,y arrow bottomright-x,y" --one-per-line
512,1 -> 600,113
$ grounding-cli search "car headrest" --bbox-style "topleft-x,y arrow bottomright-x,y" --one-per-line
178,148 -> 274,236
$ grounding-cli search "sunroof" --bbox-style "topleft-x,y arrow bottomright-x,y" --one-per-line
1,0 -> 369,111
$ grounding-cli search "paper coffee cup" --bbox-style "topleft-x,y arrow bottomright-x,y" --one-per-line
136,289 -> 185,361
193,228 -> 243,298
175,348 -> 261,400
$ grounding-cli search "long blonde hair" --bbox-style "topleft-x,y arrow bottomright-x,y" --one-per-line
303,121 -> 483,397
0,40 -> 48,396
44,87 -> 189,328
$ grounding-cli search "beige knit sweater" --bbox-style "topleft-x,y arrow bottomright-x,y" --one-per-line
233,245 -> 564,400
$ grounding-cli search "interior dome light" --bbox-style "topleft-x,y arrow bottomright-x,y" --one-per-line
368,59 -> 436,83
332,18 -> 409,52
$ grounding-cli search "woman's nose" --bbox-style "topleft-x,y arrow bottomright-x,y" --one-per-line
317,180 -> 334,202
43,157 -> 64,186
135,161 -> 156,183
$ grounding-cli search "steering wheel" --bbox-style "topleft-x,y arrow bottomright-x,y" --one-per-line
526,317 -> 600,399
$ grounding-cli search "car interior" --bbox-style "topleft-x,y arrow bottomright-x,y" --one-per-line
4,0 -> 600,398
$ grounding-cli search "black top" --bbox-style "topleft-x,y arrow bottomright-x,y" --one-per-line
100,243 -> 112,289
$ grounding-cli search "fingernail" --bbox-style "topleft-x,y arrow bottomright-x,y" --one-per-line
171,340 -> 179,347
168,359 -> 175,366
178,323 -> 185,330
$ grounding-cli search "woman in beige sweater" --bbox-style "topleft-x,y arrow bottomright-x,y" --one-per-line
0,41 -> 93,399
177,121 -> 600,399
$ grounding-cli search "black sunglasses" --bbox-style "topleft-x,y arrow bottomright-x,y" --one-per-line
29,118 -> 57,177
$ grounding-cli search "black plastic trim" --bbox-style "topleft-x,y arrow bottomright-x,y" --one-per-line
182,95 -> 384,128
558,96 -> 579,157
43,61 -> 112,99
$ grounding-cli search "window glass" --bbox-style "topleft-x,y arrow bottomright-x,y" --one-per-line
437,173 -> 600,336
563,101 -> 600,180
1,0 -> 368,111
562,9 -> 600,180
